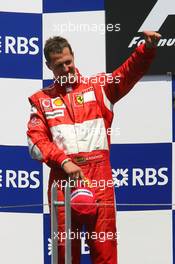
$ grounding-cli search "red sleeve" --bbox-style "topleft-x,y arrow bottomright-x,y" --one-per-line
104,43 -> 156,104
27,95 -> 68,167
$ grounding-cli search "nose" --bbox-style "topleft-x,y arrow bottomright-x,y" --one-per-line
62,64 -> 69,73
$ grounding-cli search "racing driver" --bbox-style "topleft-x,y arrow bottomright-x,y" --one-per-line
27,31 -> 161,264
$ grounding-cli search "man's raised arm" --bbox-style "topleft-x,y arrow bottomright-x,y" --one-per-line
103,31 -> 161,104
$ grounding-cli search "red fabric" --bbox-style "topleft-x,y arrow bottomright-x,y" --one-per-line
48,156 -> 118,264
71,184 -> 97,223
27,44 -> 156,264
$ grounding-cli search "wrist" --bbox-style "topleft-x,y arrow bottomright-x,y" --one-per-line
145,42 -> 156,49
61,158 -> 71,168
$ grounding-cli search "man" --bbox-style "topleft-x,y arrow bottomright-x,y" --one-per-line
27,31 -> 161,264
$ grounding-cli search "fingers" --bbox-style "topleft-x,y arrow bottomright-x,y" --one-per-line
79,170 -> 85,179
71,170 -> 84,180
143,31 -> 162,48
67,167 -> 84,180
143,31 -> 161,39
70,171 -> 80,180
62,160 -> 85,181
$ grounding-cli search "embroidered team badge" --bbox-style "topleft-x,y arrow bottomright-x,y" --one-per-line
75,94 -> 84,105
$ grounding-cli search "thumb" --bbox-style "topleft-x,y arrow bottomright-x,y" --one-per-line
79,170 -> 85,179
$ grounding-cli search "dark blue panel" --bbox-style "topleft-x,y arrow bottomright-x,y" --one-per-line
110,143 -> 172,211
43,0 -> 104,13
173,75 -> 175,142
0,146 -> 43,213
44,214 -> 51,264
0,12 -> 42,79
173,210 -> 175,264
43,79 -> 54,88
81,255 -> 91,264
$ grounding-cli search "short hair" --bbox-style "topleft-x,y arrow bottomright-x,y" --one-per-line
44,36 -> 73,62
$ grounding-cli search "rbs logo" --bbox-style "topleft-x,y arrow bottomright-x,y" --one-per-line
0,169 -> 40,189
112,167 -> 168,187
0,36 -> 39,55
132,168 -> 168,186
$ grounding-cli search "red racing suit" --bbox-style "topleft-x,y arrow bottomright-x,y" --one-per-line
27,44 -> 156,264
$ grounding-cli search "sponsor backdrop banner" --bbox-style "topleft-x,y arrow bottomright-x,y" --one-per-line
111,143 -> 172,211
105,0 -> 175,74
0,0 -> 174,263
0,146 -> 43,213
0,12 -> 42,79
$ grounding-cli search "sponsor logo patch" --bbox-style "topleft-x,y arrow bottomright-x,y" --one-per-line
45,109 -> 64,119
30,117 -> 41,126
74,156 -> 86,163
52,97 -> 65,108
41,99 -> 52,110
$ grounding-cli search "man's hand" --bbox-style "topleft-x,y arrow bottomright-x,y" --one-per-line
62,161 -> 85,180
143,31 -> 161,48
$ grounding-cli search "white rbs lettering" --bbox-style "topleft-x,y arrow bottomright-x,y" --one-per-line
132,168 -> 168,186
5,36 -> 39,55
6,170 -> 40,189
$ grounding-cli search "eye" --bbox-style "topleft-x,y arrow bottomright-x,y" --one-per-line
65,60 -> 71,65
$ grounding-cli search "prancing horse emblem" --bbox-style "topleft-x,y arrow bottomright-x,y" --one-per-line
76,95 -> 84,104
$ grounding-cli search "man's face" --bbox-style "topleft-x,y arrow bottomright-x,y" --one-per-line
46,47 -> 76,86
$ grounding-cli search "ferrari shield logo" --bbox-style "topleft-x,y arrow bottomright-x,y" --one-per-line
76,94 -> 84,105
